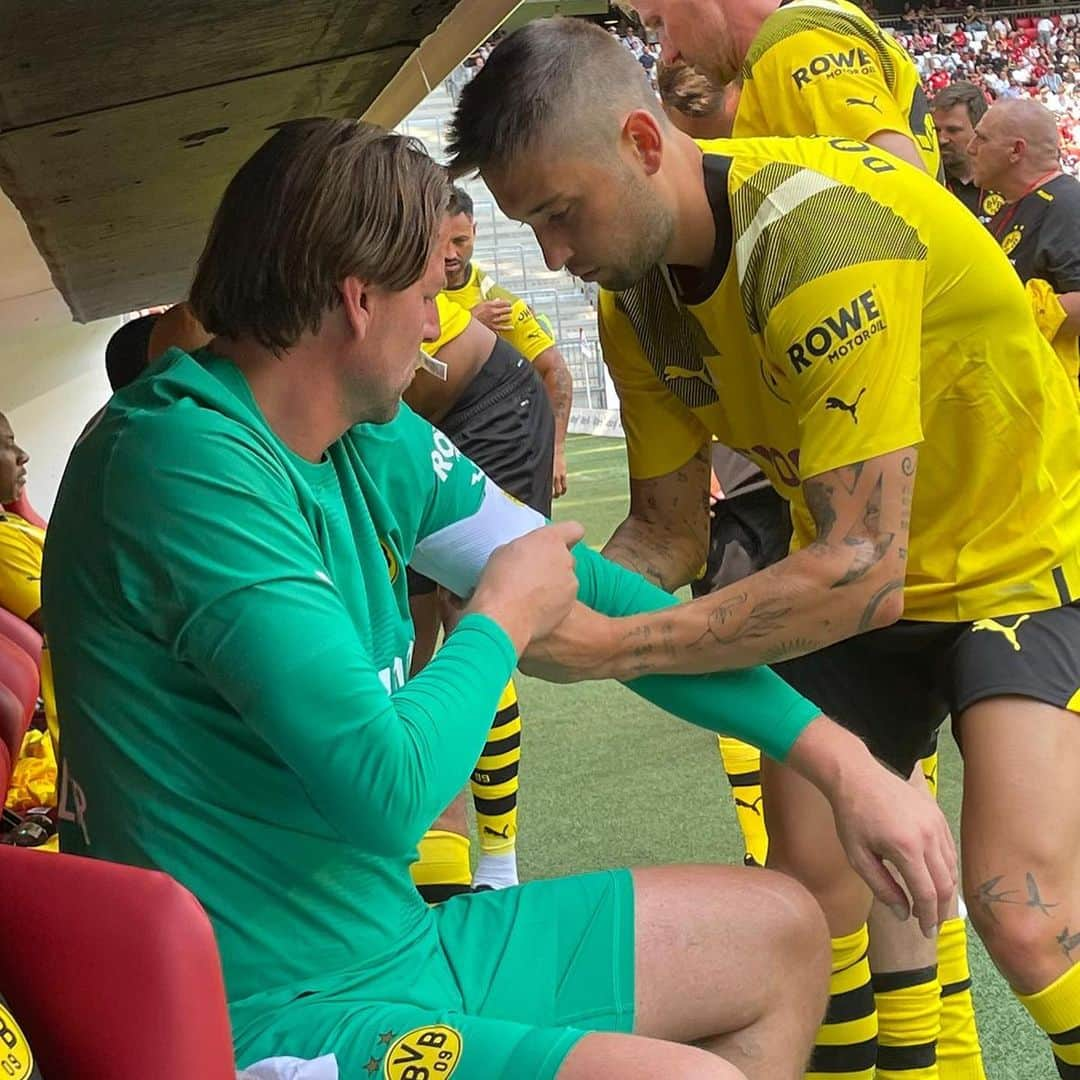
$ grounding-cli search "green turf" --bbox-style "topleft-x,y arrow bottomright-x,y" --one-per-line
508,431 -> 1050,1079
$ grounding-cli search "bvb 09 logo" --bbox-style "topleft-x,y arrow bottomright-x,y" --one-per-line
384,1025 -> 463,1079
1001,226 -> 1024,257
0,1004 -> 34,1080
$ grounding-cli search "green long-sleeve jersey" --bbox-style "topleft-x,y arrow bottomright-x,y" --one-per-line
44,349 -> 818,1018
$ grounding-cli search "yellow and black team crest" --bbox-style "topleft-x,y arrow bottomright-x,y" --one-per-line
982,191 -> 1005,218
379,538 -> 399,585
1001,225 -> 1025,257
0,1001 -> 37,1080
383,1025 -> 463,1079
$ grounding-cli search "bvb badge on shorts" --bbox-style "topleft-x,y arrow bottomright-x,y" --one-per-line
1001,225 -> 1024,257
380,538 -> 399,585
0,1002 -> 36,1080
383,1025 -> 463,1079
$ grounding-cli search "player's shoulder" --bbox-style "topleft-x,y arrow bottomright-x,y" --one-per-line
744,0 -> 883,74
1045,173 -> 1080,211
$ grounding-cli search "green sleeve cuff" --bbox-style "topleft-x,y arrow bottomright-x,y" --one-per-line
452,611 -> 519,671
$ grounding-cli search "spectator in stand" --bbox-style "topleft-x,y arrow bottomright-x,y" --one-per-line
970,98 -> 1080,380
1038,15 -> 1054,48
933,80 -> 997,220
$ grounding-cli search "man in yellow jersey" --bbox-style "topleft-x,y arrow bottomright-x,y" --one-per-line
630,0 -> 939,174
448,19 -> 1080,1080
655,53 -> 984,1080
404,285 -> 556,897
443,185 -> 574,499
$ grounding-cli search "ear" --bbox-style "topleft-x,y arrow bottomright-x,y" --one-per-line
339,276 -> 373,342
623,108 -> 665,175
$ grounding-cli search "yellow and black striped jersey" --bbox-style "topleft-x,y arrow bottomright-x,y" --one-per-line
735,0 -> 941,178
444,264 -> 556,363
598,136 -> 1080,622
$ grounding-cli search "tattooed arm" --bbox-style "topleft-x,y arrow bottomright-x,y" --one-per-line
523,445 -> 917,681
601,442 -> 712,591
531,345 -> 574,498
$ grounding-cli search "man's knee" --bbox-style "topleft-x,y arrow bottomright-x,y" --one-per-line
755,869 -> 831,993
965,882 -> 1068,991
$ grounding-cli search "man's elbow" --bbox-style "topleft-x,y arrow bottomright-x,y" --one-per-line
860,576 -> 906,630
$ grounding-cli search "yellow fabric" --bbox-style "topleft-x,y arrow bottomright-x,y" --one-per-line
810,925 -> 877,1079
444,264 -> 556,363
717,735 -> 768,865
0,513 -> 57,747
410,829 -> 472,888
736,0 -> 940,177
423,294 -> 473,356
1018,960 -> 1080,1068
921,750 -> 939,801
875,973 -> 941,1078
937,918 -> 987,1080
4,728 -> 56,814
1026,278 -> 1080,400
0,513 -> 44,622
471,680 -> 520,855
598,138 -> 1080,622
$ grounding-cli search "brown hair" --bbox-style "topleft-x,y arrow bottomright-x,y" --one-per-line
190,118 -> 450,351
657,61 -> 727,119
447,17 -> 662,177
932,81 -> 988,126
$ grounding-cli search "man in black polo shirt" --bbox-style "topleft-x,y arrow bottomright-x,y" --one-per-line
970,98 -> 1080,363
932,81 -> 998,222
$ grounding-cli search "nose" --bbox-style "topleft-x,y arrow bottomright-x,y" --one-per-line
659,32 -> 679,64
15,446 -> 28,467
537,231 -> 571,273
421,299 -> 441,343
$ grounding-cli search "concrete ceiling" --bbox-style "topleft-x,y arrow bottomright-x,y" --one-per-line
0,0 -> 517,326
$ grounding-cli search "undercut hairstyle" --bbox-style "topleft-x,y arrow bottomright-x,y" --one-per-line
191,118 -> 450,351
447,17 -> 663,177
932,80 -> 988,126
657,61 -> 727,119
448,185 -> 475,218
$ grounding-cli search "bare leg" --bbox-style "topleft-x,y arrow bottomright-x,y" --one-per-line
559,1032 -> 749,1079
632,864 -> 830,1079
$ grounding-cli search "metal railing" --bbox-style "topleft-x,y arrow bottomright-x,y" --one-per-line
878,2 -> 1080,25
558,334 -> 609,411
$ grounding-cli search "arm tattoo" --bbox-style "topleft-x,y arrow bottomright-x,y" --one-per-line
857,579 -> 904,632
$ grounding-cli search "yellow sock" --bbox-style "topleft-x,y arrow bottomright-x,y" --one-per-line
937,917 -> 986,1080
1017,959 -> 1080,1078
717,735 -> 768,866
873,966 -> 941,1077
471,681 -> 520,856
410,829 -> 471,903
920,749 -> 939,801
809,926 -> 878,1079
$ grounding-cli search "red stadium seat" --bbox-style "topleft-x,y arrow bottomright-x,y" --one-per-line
0,847 -> 235,1079
3,491 -> 46,530
0,608 -> 42,669
0,636 -> 38,731
1016,16 -> 1035,29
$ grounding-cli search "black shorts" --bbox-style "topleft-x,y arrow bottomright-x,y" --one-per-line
771,602 -> 1080,775
691,483 -> 792,599
408,338 -> 555,597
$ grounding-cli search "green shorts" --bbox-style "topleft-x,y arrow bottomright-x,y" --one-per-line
234,869 -> 635,1080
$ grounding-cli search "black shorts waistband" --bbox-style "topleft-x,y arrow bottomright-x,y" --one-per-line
444,337 -> 540,430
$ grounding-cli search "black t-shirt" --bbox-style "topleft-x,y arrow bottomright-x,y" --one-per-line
987,173 -> 1080,292
946,176 -> 997,223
